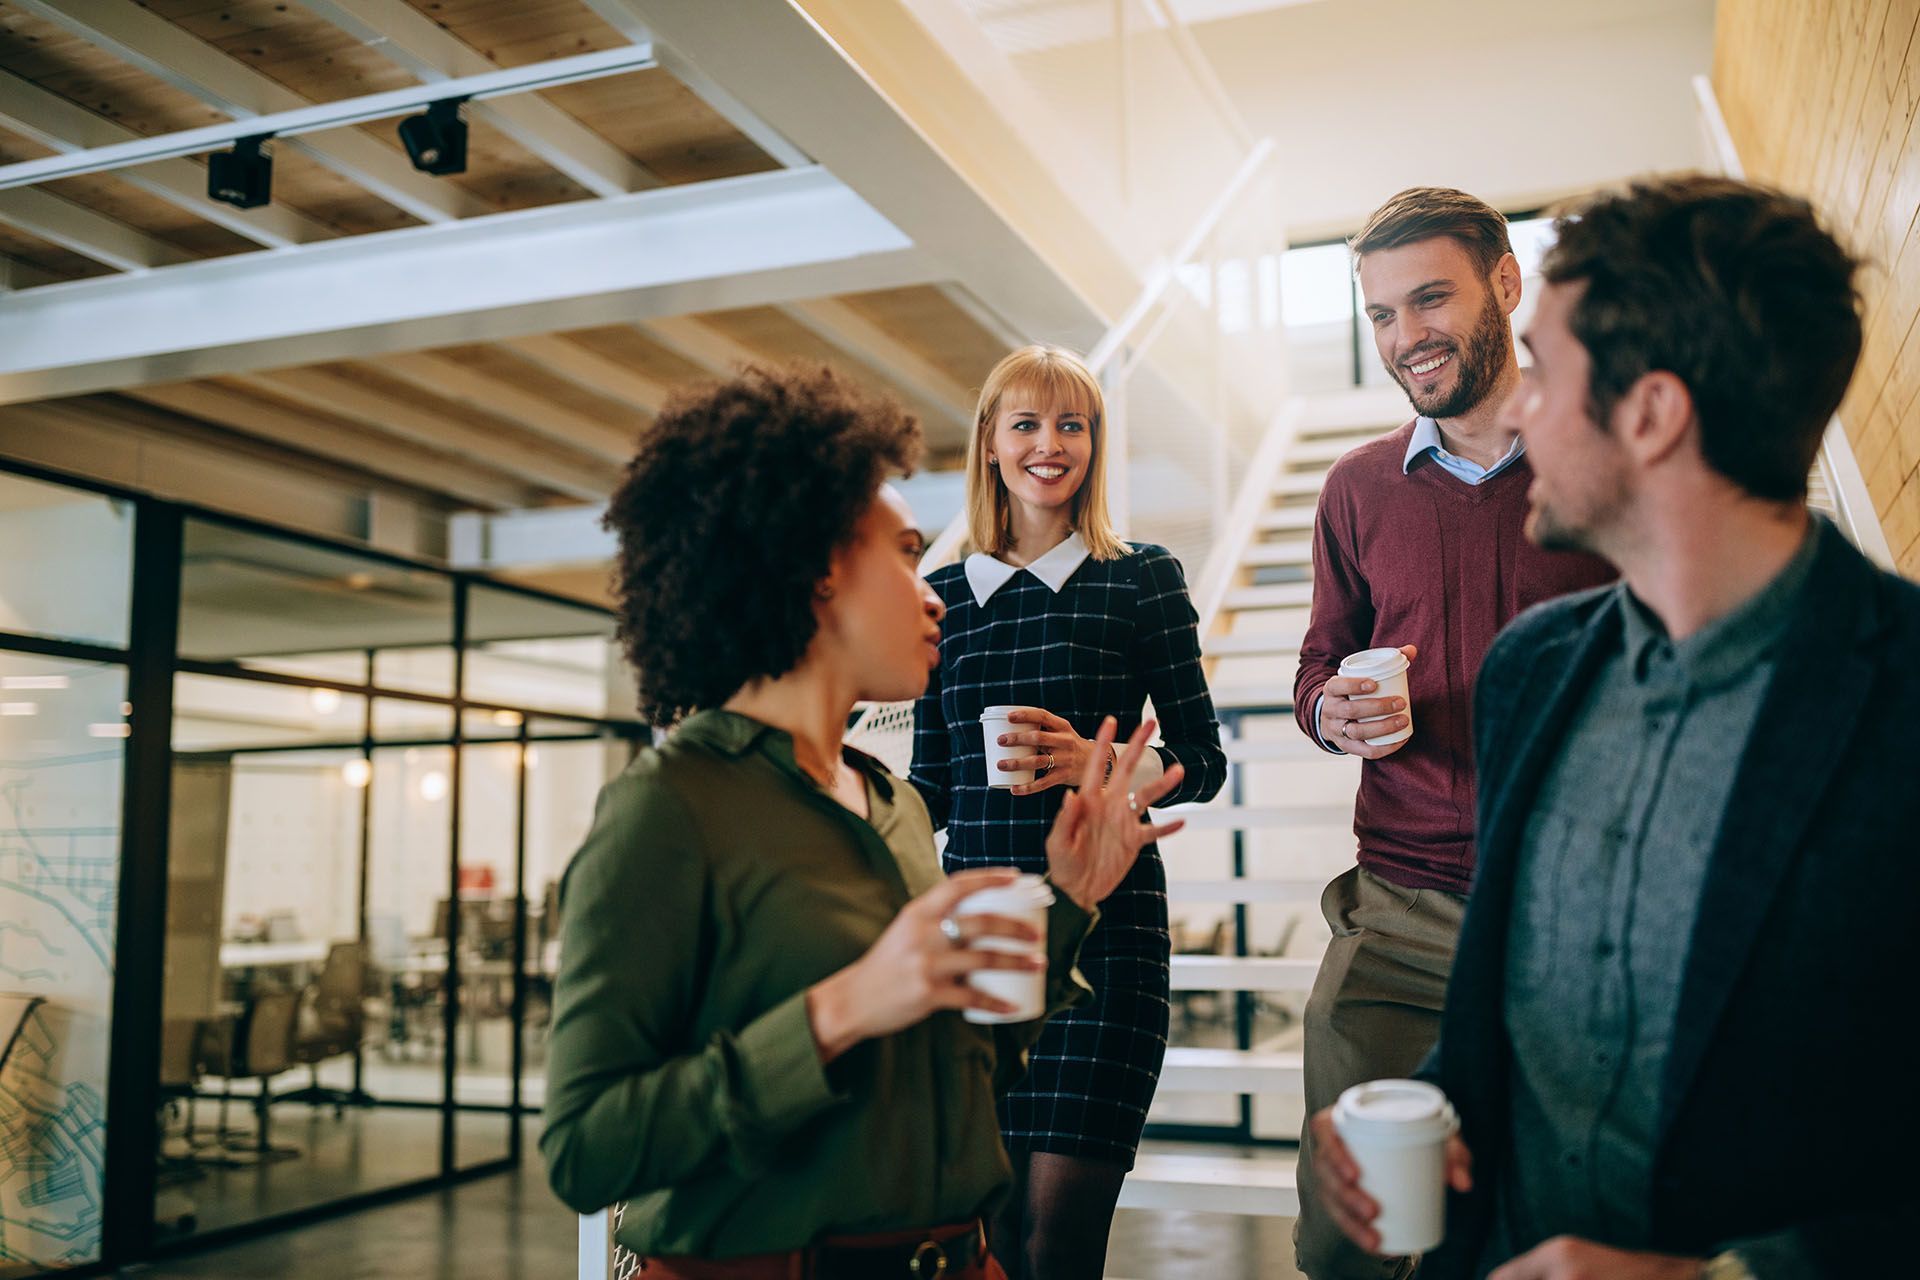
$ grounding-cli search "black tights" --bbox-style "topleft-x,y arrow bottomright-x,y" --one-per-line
989,1151 -> 1129,1280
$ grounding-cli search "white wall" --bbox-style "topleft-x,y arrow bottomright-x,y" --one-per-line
1189,0 -> 1717,238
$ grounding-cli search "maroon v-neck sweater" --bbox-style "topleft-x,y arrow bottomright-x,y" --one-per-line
1292,421 -> 1615,894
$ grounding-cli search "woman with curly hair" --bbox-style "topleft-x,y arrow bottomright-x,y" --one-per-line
910,345 -> 1228,1280
539,365 -> 1190,1280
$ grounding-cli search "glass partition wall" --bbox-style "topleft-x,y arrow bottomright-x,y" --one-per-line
0,461 -> 643,1279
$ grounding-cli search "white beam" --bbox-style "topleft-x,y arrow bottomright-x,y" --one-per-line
0,69 -> 335,249
578,0 -> 810,167
780,297 -> 973,429
935,282 -> 1027,349
8,0 -> 492,223
0,44 -> 655,191
448,504 -> 614,572
0,167 -> 929,402
290,0 -> 663,198
375,350 -> 643,463
231,367 -> 615,502
0,256 -> 59,290
124,381 -> 539,509
501,335 -> 671,415
634,315 -> 765,376
0,187 -> 190,271
598,1 -> 1107,349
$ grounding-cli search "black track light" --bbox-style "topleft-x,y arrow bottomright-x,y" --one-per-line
398,98 -> 469,176
207,135 -> 273,209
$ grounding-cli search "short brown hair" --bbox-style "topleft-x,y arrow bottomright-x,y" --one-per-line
605,365 -> 921,726
1351,186 -> 1513,276
1541,175 -> 1861,502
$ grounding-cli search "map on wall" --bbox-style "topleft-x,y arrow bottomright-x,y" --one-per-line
0,664 -> 124,1273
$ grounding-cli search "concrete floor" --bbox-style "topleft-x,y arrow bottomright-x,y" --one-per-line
140,1123 -> 1308,1280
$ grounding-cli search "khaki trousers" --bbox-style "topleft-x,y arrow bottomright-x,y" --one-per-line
1293,866 -> 1466,1280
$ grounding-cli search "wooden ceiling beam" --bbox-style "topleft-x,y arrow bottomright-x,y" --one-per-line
236,365 -> 616,502
780,297 -> 974,430
375,351 -> 641,464
501,335 -> 671,416
633,314 -> 765,377
124,381 -> 537,509
0,187 -> 191,272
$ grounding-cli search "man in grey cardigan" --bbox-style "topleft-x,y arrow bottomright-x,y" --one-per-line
1309,174 -> 1920,1280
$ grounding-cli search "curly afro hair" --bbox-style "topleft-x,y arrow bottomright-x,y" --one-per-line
604,364 -> 922,726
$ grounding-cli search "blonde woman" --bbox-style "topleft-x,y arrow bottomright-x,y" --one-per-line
910,345 -> 1226,1279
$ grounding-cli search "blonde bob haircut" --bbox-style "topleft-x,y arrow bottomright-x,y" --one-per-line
965,344 -> 1127,561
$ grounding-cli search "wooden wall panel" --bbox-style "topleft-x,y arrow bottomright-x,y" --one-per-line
1716,0 -> 1920,575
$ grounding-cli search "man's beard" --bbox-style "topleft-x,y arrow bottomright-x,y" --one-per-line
1390,287 -> 1510,419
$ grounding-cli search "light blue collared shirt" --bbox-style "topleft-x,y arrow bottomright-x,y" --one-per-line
1402,416 -> 1526,484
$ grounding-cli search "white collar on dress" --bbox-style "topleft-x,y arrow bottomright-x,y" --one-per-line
963,531 -> 1092,605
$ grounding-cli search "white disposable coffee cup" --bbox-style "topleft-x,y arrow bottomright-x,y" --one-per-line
1332,1079 -> 1457,1255
1337,648 -> 1413,747
980,705 -> 1041,788
951,873 -> 1052,1025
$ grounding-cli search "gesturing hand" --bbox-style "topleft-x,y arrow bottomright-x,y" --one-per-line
805,869 -> 1045,1064
1044,717 -> 1187,911
993,706 -> 1107,796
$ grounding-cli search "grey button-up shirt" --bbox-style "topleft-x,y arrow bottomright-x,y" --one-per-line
1492,526 -> 1819,1258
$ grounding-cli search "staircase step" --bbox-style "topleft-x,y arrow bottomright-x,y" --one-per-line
1224,582 -> 1315,610
1205,629 -> 1304,656
1242,538 -> 1313,568
1120,1152 -> 1299,1216
1208,685 -> 1293,712
1297,387 -> 1411,435
1273,472 -> 1327,497
1289,436 -> 1367,466
1221,736 -> 1326,763
1170,955 -> 1321,992
1257,508 -> 1316,533
1166,803 -> 1352,831
1167,878 -> 1325,905
1158,1047 -> 1305,1094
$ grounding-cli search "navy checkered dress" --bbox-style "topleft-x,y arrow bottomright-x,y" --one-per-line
909,543 -> 1225,1166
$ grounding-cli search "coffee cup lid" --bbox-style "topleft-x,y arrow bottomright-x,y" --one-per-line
1338,647 -> 1410,680
979,705 -> 1031,719
1333,1079 -> 1456,1142
952,872 -> 1054,914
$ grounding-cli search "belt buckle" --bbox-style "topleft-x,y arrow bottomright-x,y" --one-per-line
908,1239 -> 948,1277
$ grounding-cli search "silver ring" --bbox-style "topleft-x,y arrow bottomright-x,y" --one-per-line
939,915 -> 964,947
1126,792 -> 1142,815
1042,753 -> 1054,770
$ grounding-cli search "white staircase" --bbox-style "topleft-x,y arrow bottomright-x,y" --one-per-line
1119,387 -> 1408,1220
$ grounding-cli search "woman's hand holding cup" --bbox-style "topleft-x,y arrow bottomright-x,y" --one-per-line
805,869 -> 1045,1065
992,706 -> 1110,796
1044,717 -> 1187,911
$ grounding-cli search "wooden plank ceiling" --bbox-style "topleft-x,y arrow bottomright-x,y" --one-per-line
0,0 -> 1009,517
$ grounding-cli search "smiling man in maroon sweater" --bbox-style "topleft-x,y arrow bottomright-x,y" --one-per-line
1290,188 -> 1614,1280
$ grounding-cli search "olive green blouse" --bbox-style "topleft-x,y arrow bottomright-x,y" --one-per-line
540,709 -> 1095,1259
